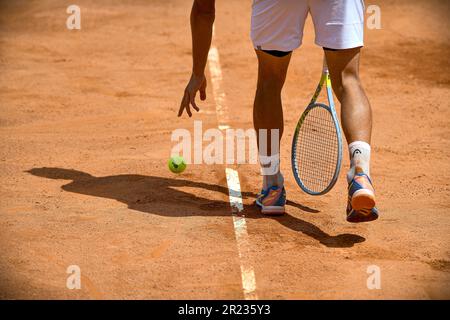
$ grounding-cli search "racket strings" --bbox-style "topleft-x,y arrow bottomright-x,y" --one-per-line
294,106 -> 339,193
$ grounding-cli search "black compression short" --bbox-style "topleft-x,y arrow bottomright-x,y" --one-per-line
261,49 -> 292,57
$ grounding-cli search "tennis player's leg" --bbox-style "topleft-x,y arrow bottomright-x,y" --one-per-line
253,49 -> 291,191
252,50 -> 291,215
324,48 -> 372,152
251,0 -> 308,214
324,48 -> 378,222
311,0 -> 378,222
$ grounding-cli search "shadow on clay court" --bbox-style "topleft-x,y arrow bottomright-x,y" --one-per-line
26,167 -> 365,248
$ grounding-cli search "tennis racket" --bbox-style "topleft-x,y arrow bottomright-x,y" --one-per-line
291,57 -> 343,195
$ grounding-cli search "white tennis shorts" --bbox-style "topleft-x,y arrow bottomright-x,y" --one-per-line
251,0 -> 365,51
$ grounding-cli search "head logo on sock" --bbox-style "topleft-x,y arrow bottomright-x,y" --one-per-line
352,149 -> 362,157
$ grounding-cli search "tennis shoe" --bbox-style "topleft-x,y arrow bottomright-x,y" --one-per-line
346,168 -> 378,223
256,186 -> 286,215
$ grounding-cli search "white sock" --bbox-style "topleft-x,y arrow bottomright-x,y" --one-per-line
259,153 -> 284,189
347,141 -> 371,183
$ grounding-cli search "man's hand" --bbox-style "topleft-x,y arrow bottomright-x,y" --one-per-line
178,73 -> 207,117
178,0 -> 214,117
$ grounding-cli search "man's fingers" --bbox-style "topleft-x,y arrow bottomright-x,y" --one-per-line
186,92 -> 193,117
200,79 -> 207,101
191,102 -> 200,112
186,104 -> 192,117
190,93 -> 200,112
179,78 -> 205,117
178,91 -> 189,117
178,91 -> 193,117
200,88 -> 206,101
177,97 -> 185,117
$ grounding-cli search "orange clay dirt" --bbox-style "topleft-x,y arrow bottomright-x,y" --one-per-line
0,0 -> 449,299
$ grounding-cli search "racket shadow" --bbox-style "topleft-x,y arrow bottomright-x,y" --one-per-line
277,216 -> 365,248
26,167 -> 365,248
242,204 -> 365,248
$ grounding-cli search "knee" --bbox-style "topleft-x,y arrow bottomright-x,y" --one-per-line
254,50 -> 290,103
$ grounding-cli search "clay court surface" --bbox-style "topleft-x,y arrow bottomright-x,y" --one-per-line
0,0 -> 449,299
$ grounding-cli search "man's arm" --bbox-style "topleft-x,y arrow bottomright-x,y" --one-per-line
178,0 -> 215,117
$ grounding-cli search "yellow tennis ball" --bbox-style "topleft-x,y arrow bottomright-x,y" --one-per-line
168,155 -> 186,173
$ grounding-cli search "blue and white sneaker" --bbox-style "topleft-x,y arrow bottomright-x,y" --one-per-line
255,186 -> 286,215
346,168 -> 379,223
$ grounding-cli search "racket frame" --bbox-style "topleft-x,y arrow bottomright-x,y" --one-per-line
291,64 -> 343,195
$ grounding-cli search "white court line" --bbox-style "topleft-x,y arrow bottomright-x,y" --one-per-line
207,28 -> 258,300
207,44 -> 230,130
225,168 -> 257,300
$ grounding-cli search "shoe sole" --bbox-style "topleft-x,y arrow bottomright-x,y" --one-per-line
261,206 -> 285,216
347,209 -> 378,223
351,189 -> 376,212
